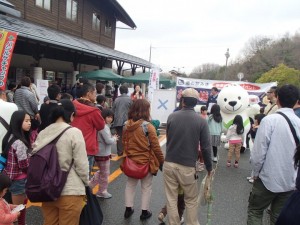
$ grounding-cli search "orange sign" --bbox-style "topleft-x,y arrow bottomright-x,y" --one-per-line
0,30 -> 18,90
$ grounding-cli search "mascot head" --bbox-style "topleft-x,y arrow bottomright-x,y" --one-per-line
217,84 -> 249,114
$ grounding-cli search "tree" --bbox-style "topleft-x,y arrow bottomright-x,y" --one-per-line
256,64 -> 300,87
190,63 -> 221,79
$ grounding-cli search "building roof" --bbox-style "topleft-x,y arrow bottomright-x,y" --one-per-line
0,14 -> 151,68
0,0 -> 21,17
109,0 -> 136,29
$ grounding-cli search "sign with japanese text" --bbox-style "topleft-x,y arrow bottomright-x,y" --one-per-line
148,68 -> 160,101
176,77 -> 276,105
0,30 -> 18,90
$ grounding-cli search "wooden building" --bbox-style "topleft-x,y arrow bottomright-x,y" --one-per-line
0,0 -> 151,91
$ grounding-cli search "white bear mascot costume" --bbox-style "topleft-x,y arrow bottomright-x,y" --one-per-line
217,84 -> 260,148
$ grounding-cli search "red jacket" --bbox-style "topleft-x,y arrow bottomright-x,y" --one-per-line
71,100 -> 105,155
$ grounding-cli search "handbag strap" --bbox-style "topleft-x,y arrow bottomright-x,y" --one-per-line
53,126 -> 74,172
266,103 -> 277,115
0,116 -> 9,131
277,112 -> 300,146
124,121 -> 151,160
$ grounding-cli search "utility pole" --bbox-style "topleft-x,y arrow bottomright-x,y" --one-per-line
224,48 -> 230,81
149,44 -> 152,63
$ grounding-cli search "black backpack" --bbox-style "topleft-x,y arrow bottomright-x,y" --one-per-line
26,127 -> 73,202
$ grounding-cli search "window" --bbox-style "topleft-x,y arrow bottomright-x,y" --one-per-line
66,0 -> 77,21
92,13 -> 101,31
36,0 -> 51,10
105,19 -> 112,36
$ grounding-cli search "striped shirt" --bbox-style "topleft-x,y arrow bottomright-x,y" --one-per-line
14,86 -> 38,117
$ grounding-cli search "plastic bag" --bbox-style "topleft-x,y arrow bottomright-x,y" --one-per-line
79,187 -> 103,225
199,170 -> 214,206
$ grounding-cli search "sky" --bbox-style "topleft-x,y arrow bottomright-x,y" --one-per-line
115,0 -> 300,74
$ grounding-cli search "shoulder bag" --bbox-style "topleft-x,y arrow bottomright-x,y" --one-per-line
277,112 -> 300,146
121,122 -> 150,179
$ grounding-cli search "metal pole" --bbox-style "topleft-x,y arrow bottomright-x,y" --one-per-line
149,44 -> 152,63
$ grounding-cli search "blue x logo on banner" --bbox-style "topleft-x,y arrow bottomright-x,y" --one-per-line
158,99 -> 168,110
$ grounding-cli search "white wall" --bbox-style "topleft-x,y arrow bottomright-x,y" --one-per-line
151,89 -> 176,123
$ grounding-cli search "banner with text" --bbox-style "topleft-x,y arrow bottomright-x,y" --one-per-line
176,77 -> 277,105
0,30 -> 18,90
148,68 -> 160,101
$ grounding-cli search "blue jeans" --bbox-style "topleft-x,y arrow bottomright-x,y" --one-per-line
87,155 -> 95,178
10,178 -> 26,195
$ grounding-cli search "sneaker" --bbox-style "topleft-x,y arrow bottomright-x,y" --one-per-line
226,161 -> 231,167
88,175 -> 98,189
158,212 -> 166,222
212,156 -> 218,162
248,178 -> 254,183
234,161 -> 239,168
124,207 -> 134,218
96,192 -> 112,199
246,176 -> 252,180
140,210 -> 152,220
180,216 -> 184,224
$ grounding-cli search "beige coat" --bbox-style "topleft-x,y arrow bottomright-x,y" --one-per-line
121,119 -> 164,175
32,122 -> 89,196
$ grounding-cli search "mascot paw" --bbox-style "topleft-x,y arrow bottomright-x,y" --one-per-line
221,134 -> 227,143
224,142 -> 229,149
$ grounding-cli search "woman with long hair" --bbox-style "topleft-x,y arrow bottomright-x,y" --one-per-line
130,85 -> 144,101
207,104 -> 223,162
121,99 -> 164,220
2,110 -> 31,225
32,99 -> 89,225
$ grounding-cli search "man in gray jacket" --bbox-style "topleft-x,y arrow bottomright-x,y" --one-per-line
163,88 -> 212,225
112,85 -> 132,156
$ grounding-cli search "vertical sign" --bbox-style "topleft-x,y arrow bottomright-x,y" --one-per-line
148,67 -> 160,101
0,30 -> 18,90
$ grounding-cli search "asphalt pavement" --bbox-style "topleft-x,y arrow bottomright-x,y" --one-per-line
25,139 -> 258,225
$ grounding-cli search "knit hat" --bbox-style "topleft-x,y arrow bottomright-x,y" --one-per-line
182,88 -> 199,100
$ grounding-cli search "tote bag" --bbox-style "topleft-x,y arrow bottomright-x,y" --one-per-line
79,187 -> 103,225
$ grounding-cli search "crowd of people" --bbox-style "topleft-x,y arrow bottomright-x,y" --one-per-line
0,76 -> 300,225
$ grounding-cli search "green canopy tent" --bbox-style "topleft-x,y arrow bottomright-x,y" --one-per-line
76,70 -> 124,83
122,72 -> 172,86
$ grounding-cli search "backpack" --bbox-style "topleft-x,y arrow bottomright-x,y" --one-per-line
0,117 -> 12,172
25,126 -> 73,202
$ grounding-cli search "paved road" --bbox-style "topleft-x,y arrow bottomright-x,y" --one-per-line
26,138 -> 256,225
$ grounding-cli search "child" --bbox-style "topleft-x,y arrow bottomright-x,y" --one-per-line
2,111 -> 31,225
89,109 -> 118,198
196,106 -> 208,171
158,185 -> 185,224
207,104 -> 223,162
200,105 -> 208,119
96,95 -> 107,111
247,113 -> 265,183
226,115 -> 244,168
250,113 -> 265,142
0,173 -> 20,224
